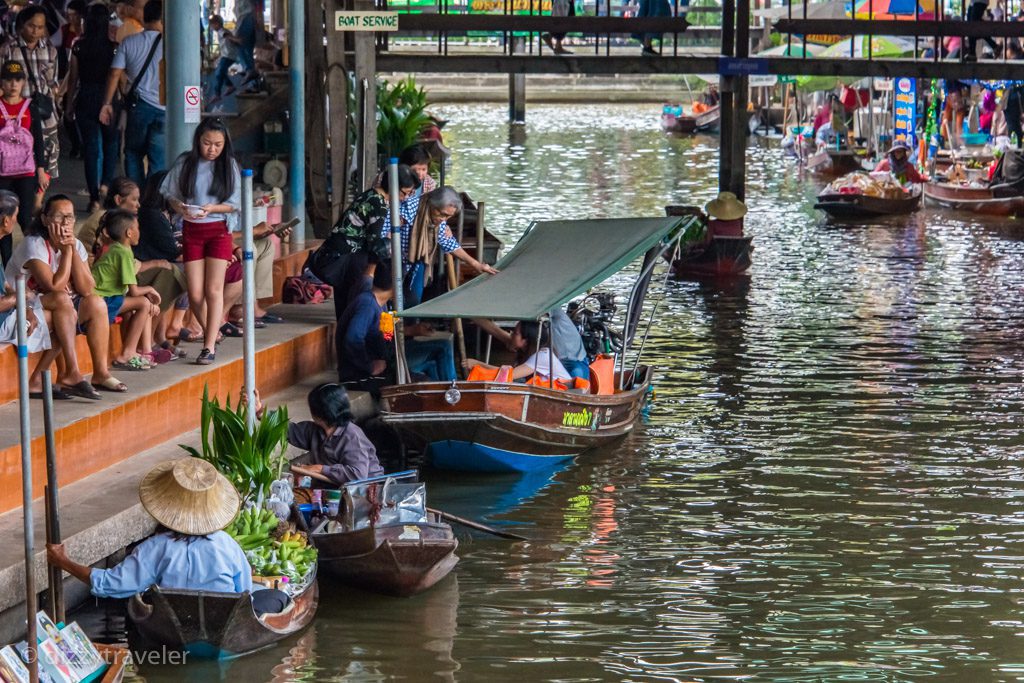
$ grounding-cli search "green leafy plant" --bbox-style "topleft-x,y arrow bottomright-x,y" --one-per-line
376,76 -> 432,160
179,386 -> 290,507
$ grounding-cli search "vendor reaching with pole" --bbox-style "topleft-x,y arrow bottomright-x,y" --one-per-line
47,458 -> 291,615
874,141 -> 926,184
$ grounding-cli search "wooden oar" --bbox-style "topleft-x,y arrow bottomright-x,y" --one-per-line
289,465 -> 528,541
425,507 -> 528,541
444,253 -> 468,376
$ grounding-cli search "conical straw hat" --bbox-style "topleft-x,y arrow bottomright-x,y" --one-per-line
139,458 -> 239,536
705,191 -> 748,221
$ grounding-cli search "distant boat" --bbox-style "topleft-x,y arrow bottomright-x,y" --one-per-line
661,105 -> 720,135
923,181 -> 1024,216
806,148 -> 869,177
815,185 -> 923,218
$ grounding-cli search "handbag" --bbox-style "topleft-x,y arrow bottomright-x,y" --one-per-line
115,33 -> 162,125
18,45 -> 54,121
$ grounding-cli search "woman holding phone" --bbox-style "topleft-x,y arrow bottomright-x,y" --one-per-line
160,118 -> 240,365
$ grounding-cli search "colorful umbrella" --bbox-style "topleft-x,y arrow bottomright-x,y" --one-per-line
853,0 -> 936,19
757,43 -> 826,58
819,35 -> 916,58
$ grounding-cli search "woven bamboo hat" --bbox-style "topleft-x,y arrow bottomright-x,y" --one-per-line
705,191 -> 748,221
138,458 -> 239,536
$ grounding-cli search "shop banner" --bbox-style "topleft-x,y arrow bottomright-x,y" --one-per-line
894,77 -> 916,147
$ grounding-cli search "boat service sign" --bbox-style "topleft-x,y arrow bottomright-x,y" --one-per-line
335,11 -> 399,31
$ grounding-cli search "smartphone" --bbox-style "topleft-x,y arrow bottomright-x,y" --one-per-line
272,217 -> 301,237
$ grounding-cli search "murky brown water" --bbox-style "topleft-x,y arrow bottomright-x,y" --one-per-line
83,103 -> 1024,681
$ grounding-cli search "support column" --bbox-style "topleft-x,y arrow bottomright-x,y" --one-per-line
306,0 -> 331,233
730,0 -> 750,200
718,0 -> 736,195
165,1 -> 201,163
354,0 -> 378,190
325,0 -> 349,222
288,0 -> 306,244
509,37 -> 525,123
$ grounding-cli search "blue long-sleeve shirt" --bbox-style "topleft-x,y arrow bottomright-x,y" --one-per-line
89,531 -> 252,599
337,281 -> 387,382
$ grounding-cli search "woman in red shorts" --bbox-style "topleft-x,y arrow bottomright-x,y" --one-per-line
161,118 -> 240,365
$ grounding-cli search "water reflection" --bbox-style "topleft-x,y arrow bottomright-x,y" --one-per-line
76,102 -> 1024,680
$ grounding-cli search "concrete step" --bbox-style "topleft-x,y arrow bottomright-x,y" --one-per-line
0,367 -> 342,642
0,303 -> 337,517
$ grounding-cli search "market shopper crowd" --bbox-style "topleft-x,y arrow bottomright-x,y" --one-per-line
0,0 -> 285,400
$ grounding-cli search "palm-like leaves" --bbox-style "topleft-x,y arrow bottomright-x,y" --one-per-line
179,386 -> 290,507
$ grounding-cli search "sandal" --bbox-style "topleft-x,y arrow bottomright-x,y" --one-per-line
62,380 -> 102,400
29,386 -> 74,400
258,313 -> 285,324
158,341 -> 187,360
112,357 -> 152,371
219,322 -> 243,338
177,329 -> 201,343
145,348 -> 174,364
91,376 -> 128,393
195,348 -> 216,365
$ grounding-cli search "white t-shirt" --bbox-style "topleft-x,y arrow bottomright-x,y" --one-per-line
111,30 -> 164,111
523,347 -> 572,382
5,235 -> 89,292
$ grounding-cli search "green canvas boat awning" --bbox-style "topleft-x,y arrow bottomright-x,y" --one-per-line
400,217 -> 683,321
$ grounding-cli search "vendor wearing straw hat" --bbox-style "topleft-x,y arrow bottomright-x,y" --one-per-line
873,141 -> 926,184
47,458 -> 288,614
704,191 -> 748,238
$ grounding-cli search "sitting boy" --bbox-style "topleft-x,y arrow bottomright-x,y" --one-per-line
90,209 -> 162,371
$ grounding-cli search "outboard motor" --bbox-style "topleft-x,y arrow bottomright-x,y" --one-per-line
567,293 -> 623,359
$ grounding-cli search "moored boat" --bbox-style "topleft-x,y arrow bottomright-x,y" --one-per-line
815,185 -> 923,218
661,105 -> 720,134
807,148 -> 868,177
380,216 -> 691,473
311,512 -> 458,597
923,181 -> 1024,216
126,568 -> 318,659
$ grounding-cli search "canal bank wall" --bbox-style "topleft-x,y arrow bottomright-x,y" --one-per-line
388,72 -> 700,104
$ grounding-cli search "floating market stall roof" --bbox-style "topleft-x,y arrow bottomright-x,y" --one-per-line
795,36 -> 915,90
400,217 -> 683,321
852,0 -> 936,20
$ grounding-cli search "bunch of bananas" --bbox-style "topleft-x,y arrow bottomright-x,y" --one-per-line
227,506 -> 317,586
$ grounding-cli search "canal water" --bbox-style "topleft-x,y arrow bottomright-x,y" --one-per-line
96,103 -> 1024,681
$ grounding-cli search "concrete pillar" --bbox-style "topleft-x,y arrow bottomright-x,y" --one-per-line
325,0 -> 349,222
288,0 -> 306,243
165,0 -> 202,163
354,0 -> 377,190
509,38 -> 525,123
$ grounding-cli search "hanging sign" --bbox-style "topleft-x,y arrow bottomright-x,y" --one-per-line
335,11 -> 399,31
873,78 -> 893,92
893,77 -> 917,146
718,57 -> 769,76
184,85 -> 201,124
749,74 -> 778,88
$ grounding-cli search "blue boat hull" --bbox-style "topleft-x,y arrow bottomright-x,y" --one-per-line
429,440 -> 575,473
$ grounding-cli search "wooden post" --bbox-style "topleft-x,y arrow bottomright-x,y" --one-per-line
718,0 -> 736,195
731,0 -> 750,200
306,0 -> 331,234
355,0 -> 378,190
325,0 -> 350,223
509,37 -> 526,123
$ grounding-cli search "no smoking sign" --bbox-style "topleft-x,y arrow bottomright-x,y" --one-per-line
184,85 -> 201,123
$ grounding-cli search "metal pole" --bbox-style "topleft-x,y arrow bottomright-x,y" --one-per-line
41,372 -> 63,625
164,0 -> 201,163
15,275 -> 38,683
474,201 -> 486,357
288,0 -> 306,247
388,159 -> 409,384
242,169 -> 257,433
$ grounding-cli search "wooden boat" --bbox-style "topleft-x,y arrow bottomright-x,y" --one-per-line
815,185 -> 923,218
671,235 -> 753,277
126,569 -> 318,659
923,181 -> 1024,216
382,216 -> 689,473
661,105 -> 720,134
807,148 -> 868,177
382,367 -> 651,472
310,512 -> 458,597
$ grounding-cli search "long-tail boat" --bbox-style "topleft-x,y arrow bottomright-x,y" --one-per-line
661,105 -> 720,135
380,216 -> 693,473
665,205 -> 752,277
126,569 -> 318,659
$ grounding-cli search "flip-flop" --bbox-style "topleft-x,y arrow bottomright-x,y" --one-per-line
258,313 -> 285,324
91,376 -> 128,393
112,357 -> 151,371
62,380 -> 102,400
29,386 -> 74,400
177,329 -> 201,343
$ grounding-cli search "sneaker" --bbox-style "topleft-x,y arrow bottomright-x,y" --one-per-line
195,348 -> 216,365
642,47 -> 659,57
541,33 -> 555,50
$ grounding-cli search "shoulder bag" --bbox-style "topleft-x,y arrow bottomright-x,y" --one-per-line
18,44 -> 54,121
114,33 -> 162,129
